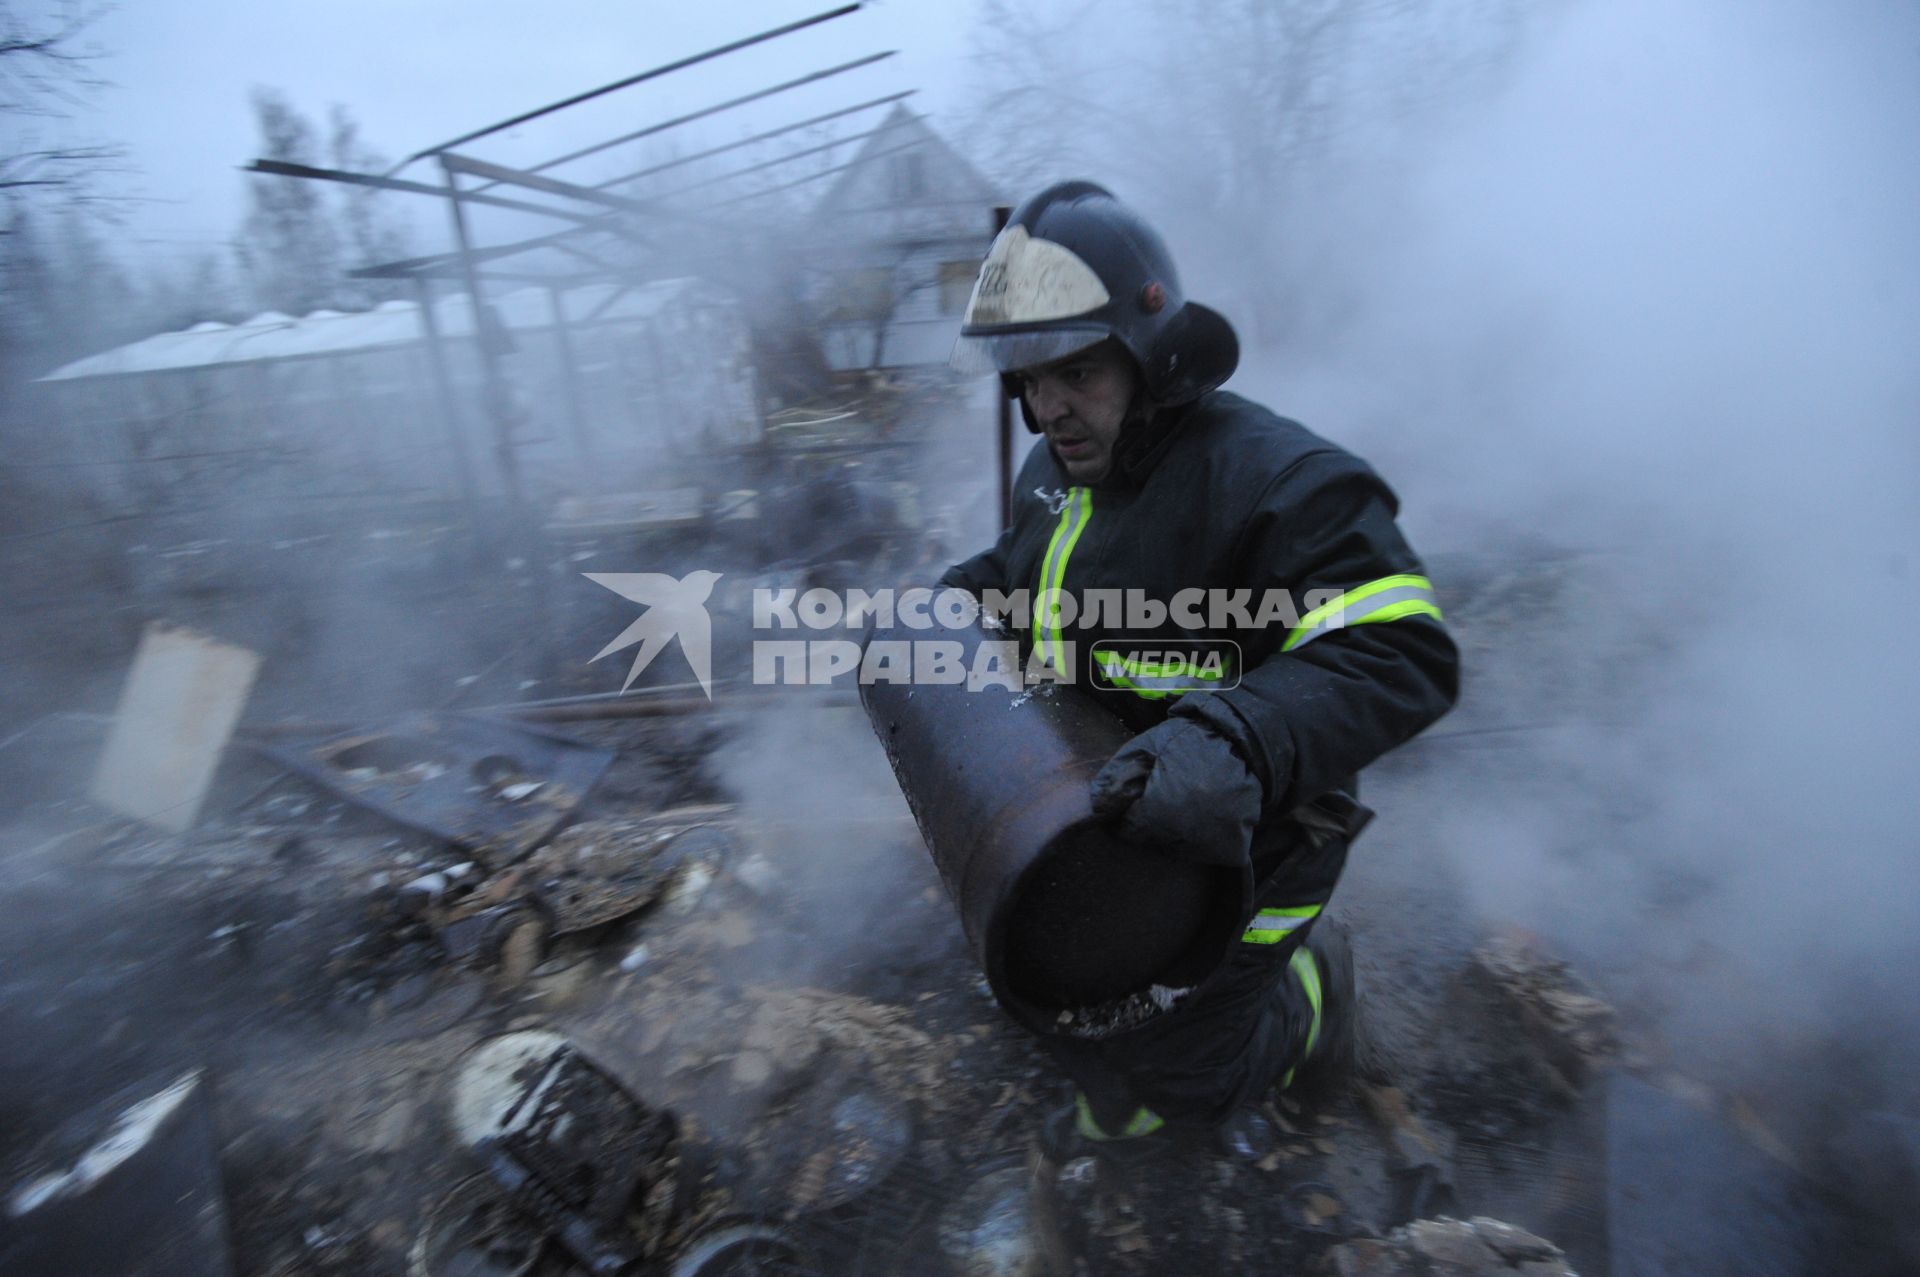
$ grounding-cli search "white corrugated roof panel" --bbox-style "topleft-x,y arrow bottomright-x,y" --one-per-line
38,279 -> 709,382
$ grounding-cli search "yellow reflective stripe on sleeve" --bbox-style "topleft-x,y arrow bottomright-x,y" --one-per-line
1282,573 -> 1442,653
1033,488 -> 1091,668
1075,1093 -> 1165,1141
1241,904 -> 1322,945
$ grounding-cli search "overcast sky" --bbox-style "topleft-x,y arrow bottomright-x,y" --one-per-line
55,1 -> 975,262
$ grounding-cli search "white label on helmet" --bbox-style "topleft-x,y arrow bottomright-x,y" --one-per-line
963,225 -> 1111,325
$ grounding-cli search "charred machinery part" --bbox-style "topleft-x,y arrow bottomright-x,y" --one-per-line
452,1031 -> 571,1146
255,712 -> 614,863
410,1174 -> 561,1277
527,813 -> 739,935
860,612 -> 1246,1036
477,1137 -> 638,1276
450,1031 -> 683,1271
417,807 -> 739,968
669,1221 -> 824,1277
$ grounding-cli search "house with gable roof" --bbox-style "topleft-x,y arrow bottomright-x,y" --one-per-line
803,105 -> 1003,372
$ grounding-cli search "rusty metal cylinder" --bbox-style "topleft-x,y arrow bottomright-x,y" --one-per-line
860,613 -> 1246,1035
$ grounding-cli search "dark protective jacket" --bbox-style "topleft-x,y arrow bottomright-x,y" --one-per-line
939,390 -> 1459,848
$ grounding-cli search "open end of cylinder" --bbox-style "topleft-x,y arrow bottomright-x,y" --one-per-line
992,818 -> 1243,1031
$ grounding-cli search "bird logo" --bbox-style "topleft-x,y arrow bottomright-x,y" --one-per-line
584,570 -> 723,698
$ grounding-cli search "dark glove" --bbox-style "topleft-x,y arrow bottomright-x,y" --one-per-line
1089,715 -> 1264,868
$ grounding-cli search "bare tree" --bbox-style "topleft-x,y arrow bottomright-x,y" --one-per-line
326,105 -> 411,303
237,93 -> 419,314
236,89 -> 343,316
0,1 -> 126,229
0,2 -> 134,392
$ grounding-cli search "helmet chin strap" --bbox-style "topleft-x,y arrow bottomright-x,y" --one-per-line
1121,394 -> 1160,433
1111,366 -> 1162,444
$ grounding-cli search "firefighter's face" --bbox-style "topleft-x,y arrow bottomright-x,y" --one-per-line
1016,342 -> 1139,483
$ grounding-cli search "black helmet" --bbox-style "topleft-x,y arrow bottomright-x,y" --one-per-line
951,180 -> 1238,405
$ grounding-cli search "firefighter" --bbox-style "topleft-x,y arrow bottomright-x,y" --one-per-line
942,181 -> 1459,1151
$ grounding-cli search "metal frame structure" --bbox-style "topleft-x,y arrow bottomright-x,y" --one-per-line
244,2 -> 938,517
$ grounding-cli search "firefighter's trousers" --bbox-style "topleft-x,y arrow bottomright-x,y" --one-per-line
1040,796 -> 1361,1135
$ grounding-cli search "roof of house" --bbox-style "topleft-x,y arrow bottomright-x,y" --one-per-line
809,106 -> 1001,241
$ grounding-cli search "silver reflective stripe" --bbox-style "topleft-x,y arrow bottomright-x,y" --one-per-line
1243,905 -> 1321,944
1284,581 -> 1441,652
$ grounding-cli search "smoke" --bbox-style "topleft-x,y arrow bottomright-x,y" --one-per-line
708,701 -> 938,991
1193,0 -> 1920,1087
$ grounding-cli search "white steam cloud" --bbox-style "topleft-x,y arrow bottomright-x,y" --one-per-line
1207,0 -> 1920,1056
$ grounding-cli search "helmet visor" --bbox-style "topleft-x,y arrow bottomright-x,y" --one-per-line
948,325 -> 1111,377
